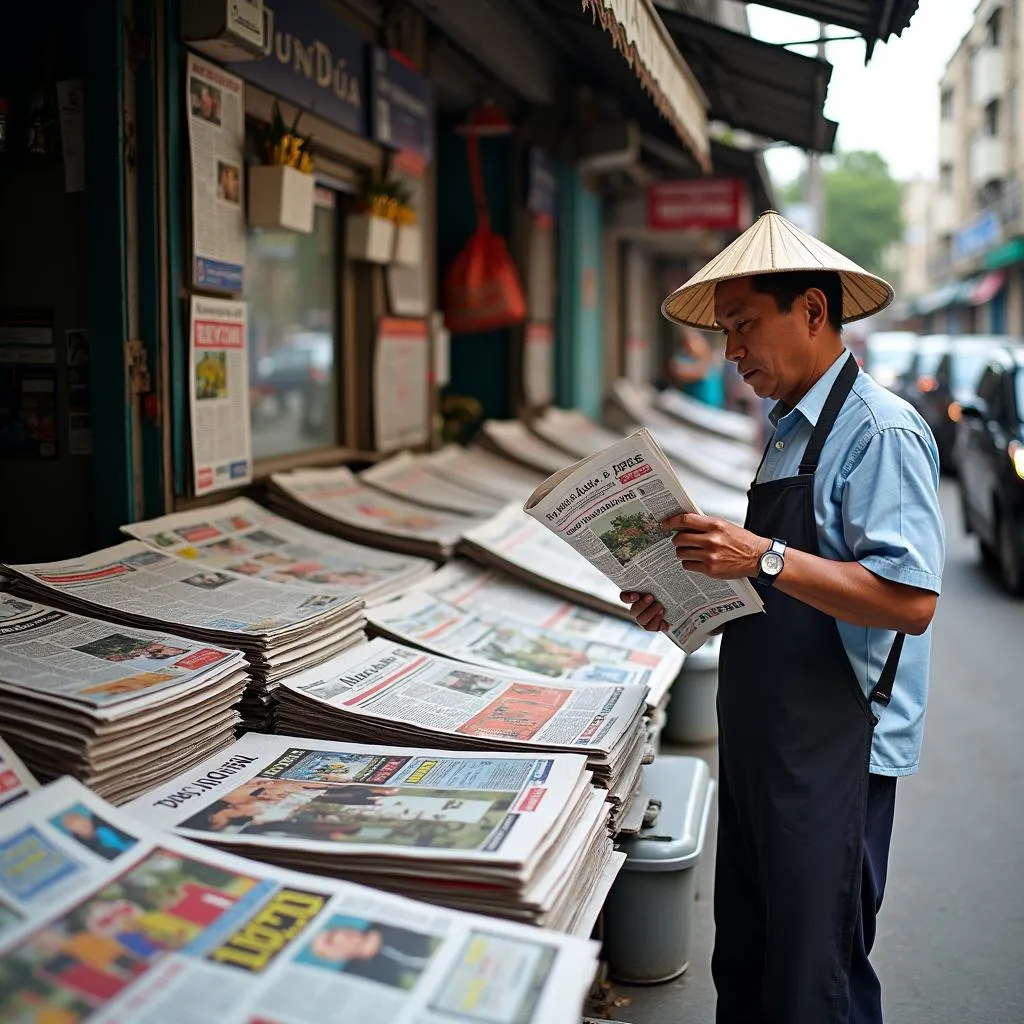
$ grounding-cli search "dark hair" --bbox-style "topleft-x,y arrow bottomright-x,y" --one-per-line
750,271 -> 843,332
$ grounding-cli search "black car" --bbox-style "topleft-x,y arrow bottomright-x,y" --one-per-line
954,347 -> 1024,595
895,335 -> 951,415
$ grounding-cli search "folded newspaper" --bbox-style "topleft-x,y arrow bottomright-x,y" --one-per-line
0,592 -> 248,802
2,543 -> 365,732
360,452 -> 507,517
422,445 -> 543,505
528,408 -> 626,461
126,734 -> 622,933
655,381 -> 760,444
0,734 -> 37,807
0,776 -> 599,1022
275,639 -> 650,821
268,466 -> 481,560
477,420 -> 579,476
366,588 -> 684,709
523,429 -> 764,654
122,497 -> 435,604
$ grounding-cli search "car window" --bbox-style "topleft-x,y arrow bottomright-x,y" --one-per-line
976,365 -> 1001,407
917,350 -> 945,376
950,349 -> 997,391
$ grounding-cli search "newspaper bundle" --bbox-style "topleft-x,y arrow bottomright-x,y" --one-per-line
121,497 -> 435,605
366,590 -> 683,709
0,593 -> 248,802
0,776 -> 599,1023
421,446 -> 543,505
523,428 -> 764,655
654,382 -> 760,444
127,735 -> 622,933
0,735 -> 37,807
275,639 -> 650,819
360,452 -> 507,517
2,544 -> 365,732
268,466 -> 480,561
528,408 -> 626,461
459,505 -> 628,620
476,420 -> 577,476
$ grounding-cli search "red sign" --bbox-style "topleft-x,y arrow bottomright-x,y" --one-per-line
647,178 -> 751,232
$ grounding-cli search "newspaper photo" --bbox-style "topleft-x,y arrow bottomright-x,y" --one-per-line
121,497 -> 432,604
186,52 -> 245,292
0,777 -> 599,1023
189,296 -> 253,496
523,429 -> 763,654
366,590 -> 683,706
0,736 -> 37,808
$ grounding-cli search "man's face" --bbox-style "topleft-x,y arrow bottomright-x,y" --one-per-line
62,812 -> 95,839
714,277 -> 820,404
312,926 -> 383,962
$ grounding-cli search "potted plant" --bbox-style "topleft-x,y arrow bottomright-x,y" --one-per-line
346,173 -> 404,263
391,182 -> 422,267
248,102 -> 316,234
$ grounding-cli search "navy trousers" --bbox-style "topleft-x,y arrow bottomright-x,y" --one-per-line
848,774 -> 898,1024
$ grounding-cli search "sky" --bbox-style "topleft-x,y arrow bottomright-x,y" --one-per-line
746,1 -> 978,187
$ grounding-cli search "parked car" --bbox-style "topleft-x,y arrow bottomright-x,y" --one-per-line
895,335 -> 951,413
954,347 -> 1024,595
921,336 -> 1016,472
863,331 -> 917,391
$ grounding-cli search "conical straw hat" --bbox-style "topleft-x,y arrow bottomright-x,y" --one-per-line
661,210 -> 894,330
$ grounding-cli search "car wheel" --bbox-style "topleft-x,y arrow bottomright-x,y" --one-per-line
997,511 -> 1024,597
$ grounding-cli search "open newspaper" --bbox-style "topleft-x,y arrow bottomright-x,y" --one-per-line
0,592 -> 247,802
366,589 -> 683,708
360,452 -> 507,517
126,735 -> 621,932
275,639 -> 650,817
122,497 -> 434,604
523,429 -> 764,654
0,776 -> 599,1023
0,735 -> 36,807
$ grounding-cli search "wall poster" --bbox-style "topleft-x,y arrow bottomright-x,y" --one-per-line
0,310 -> 58,460
374,317 -> 430,452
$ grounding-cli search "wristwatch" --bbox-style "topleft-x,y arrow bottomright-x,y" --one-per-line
755,538 -> 787,588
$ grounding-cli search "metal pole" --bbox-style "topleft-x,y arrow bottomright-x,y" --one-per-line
805,22 -> 828,236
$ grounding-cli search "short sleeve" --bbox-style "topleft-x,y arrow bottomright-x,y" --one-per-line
840,426 -> 945,594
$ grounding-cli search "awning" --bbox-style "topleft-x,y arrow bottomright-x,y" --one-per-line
913,281 -> 969,316
657,9 -> 838,153
985,237 -> 1024,270
969,271 -> 1005,307
750,2 -> 919,60
580,0 -> 711,170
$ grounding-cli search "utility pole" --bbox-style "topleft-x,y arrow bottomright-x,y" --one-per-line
805,22 -> 828,236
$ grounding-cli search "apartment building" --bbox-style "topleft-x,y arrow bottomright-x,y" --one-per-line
914,0 -> 1024,335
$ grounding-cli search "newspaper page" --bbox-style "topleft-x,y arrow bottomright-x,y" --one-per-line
523,429 -> 763,654
655,383 -> 759,444
190,296 -> 253,496
0,736 -> 36,807
121,498 -> 431,602
186,52 -> 245,292
479,420 -> 573,475
4,542 -> 353,639
423,446 -> 541,504
0,777 -> 599,1024
366,591 -> 681,705
280,638 -> 645,754
361,453 -> 506,517
374,318 -> 431,452
421,561 -> 674,651
0,592 -> 245,716
529,408 -> 624,461
127,734 -> 591,869
271,466 -> 477,547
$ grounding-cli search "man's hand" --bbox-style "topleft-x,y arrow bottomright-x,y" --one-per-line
619,591 -> 670,632
662,513 -> 767,579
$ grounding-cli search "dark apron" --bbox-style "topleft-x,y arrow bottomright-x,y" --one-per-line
714,355 -> 904,1024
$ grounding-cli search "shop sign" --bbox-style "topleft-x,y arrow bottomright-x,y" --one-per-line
647,178 -> 750,232
526,148 -> 557,221
369,48 -> 433,163
228,0 -> 367,136
953,209 -> 1002,262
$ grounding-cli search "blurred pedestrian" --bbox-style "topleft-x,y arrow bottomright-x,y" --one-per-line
666,327 -> 726,408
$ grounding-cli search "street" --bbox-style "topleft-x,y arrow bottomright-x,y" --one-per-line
614,481 -> 1024,1024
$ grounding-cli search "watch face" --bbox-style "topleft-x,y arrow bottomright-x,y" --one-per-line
761,551 -> 784,576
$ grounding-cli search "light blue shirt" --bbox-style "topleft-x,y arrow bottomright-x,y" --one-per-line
758,349 -> 945,777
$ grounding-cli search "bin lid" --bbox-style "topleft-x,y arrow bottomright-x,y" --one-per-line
617,755 -> 713,872
683,632 -> 721,671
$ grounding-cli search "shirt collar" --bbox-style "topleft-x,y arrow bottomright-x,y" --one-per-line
769,349 -> 852,427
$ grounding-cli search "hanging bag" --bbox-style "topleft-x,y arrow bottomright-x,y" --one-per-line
443,133 -> 527,334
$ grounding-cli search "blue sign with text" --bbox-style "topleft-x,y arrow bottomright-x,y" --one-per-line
369,47 -> 433,162
953,209 -> 1002,262
227,0 -> 367,136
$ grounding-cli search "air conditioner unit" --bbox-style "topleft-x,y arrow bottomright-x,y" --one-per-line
181,0 -> 266,63
577,121 -> 641,175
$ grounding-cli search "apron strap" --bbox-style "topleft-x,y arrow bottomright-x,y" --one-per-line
798,354 -> 859,475
870,632 -> 905,707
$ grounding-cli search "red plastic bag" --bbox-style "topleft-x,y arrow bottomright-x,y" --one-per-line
443,134 -> 527,335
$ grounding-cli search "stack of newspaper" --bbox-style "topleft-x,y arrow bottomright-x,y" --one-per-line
523,428 -> 764,654
122,497 -> 435,605
360,452 -> 507,517
2,544 -> 365,732
655,384 -> 760,444
0,734 -> 37,807
0,593 -> 247,802
421,445 -> 543,504
126,734 -> 623,933
477,420 -> 578,476
0,776 -> 599,1022
274,639 -> 650,825
529,407 -> 626,460
268,466 -> 479,560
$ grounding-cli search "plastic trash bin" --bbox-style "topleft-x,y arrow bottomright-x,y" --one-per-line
665,634 -> 720,745
602,755 -> 715,984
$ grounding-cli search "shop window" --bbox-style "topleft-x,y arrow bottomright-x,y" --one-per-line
985,99 -> 1001,137
246,187 -> 340,461
940,88 -> 954,120
985,8 -> 1002,47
